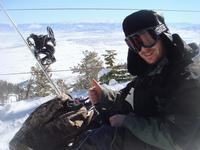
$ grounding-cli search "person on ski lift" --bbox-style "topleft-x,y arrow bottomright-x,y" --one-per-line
76,10 -> 200,150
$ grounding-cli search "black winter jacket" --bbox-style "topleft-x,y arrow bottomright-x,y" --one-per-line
98,34 -> 200,150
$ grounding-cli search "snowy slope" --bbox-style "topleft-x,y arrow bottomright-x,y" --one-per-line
0,95 -> 56,150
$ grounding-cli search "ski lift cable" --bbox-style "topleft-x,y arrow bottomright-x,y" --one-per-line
2,8 -> 200,13
0,1 -> 62,96
0,69 -> 72,76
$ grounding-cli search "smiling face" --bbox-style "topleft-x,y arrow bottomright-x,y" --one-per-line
138,33 -> 165,64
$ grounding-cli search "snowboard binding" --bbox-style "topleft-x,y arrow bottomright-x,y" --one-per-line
27,26 -> 56,67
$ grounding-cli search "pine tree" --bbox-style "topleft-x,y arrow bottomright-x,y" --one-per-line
100,50 -> 133,84
0,80 -> 24,104
30,65 -> 56,97
100,50 -> 117,83
103,50 -> 117,68
112,63 -> 133,82
71,50 -> 103,90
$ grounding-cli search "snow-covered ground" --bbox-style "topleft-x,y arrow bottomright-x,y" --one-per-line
0,95 -> 54,150
0,81 -> 128,150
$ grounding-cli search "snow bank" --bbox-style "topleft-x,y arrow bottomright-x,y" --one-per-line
0,95 -> 56,150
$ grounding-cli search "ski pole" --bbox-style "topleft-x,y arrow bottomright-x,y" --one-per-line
0,1 -> 62,96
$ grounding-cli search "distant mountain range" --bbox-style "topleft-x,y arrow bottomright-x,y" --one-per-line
1,22 -> 200,33
0,22 -> 122,33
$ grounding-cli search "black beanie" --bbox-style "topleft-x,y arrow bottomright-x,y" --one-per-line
122,10 -> 166,36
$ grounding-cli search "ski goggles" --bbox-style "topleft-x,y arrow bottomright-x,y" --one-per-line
125,24 -> 168,53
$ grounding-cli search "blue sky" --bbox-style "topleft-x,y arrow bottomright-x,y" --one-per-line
1,0 -> 200,24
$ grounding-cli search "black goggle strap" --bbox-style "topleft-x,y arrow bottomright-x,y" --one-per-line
126,24 -> 168,40
140,24 -> 168,39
